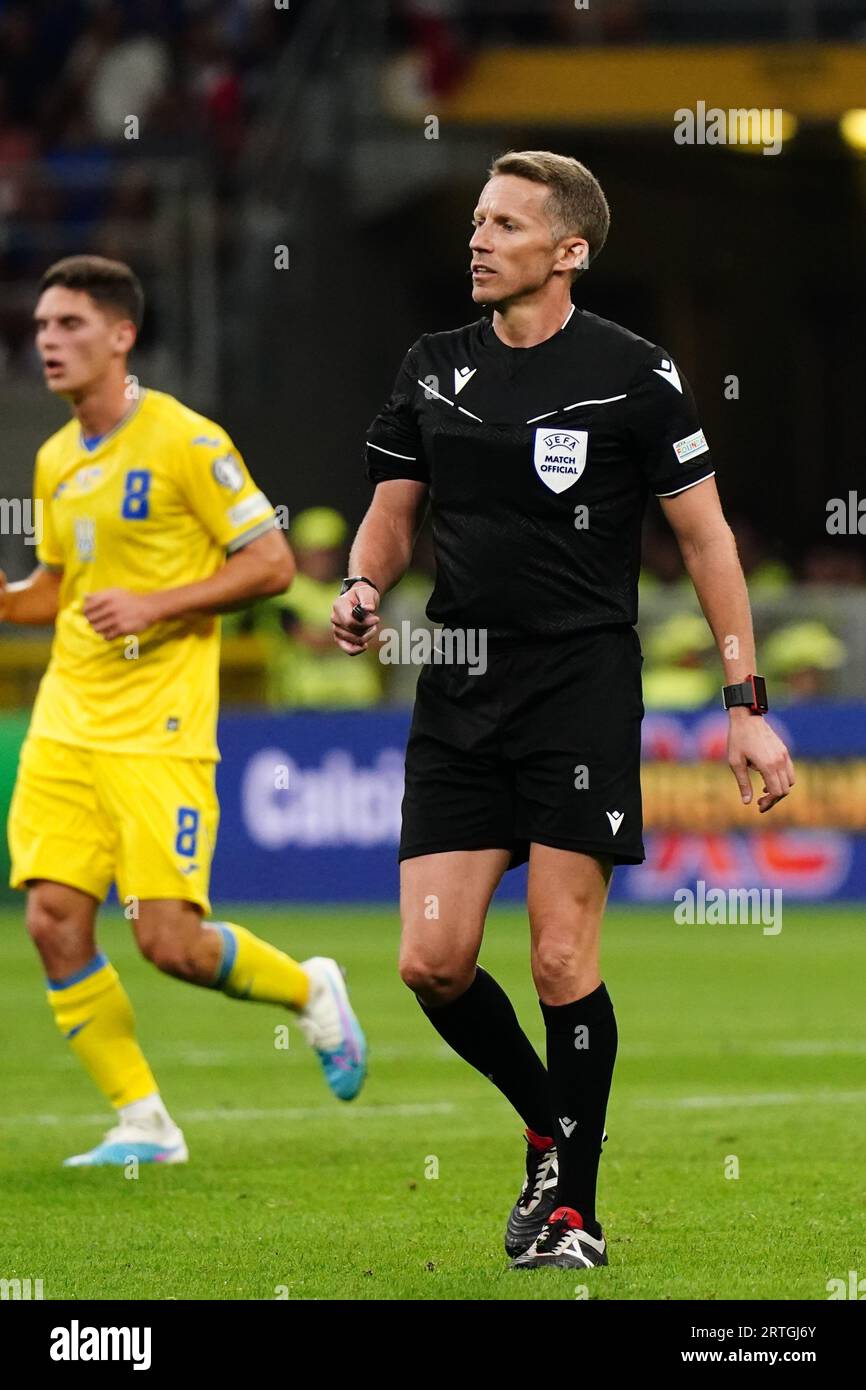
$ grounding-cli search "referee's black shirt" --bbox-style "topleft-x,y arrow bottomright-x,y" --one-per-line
365,306 -> 714,642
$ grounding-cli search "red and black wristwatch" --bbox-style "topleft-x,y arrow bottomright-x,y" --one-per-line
722,674 -> 769,714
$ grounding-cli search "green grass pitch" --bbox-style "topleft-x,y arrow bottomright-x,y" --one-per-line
0,902 -> 863,1301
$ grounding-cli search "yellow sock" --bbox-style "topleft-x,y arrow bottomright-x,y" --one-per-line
210,922 -> 310,1008
47,954 -> 158,1109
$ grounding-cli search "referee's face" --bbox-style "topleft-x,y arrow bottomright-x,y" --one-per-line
470,174 -> 577,307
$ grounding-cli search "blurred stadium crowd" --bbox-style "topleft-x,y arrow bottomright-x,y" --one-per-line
0,0 -> 297,375
390,0 -> 866,98
1,1 -> 863,713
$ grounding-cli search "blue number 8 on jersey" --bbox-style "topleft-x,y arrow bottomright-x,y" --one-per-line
121,469 -> 151,520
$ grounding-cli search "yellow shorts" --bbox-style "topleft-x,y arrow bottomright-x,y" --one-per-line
8,737 -> 219,914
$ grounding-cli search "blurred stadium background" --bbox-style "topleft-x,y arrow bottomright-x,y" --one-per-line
1,0 -> 865,906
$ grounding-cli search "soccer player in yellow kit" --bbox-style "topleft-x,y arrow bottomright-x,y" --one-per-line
1,256 -> 367,1166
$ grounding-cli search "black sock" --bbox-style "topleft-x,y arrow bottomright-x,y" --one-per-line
540,982 -> 617,1239
419,967 -> 553,1138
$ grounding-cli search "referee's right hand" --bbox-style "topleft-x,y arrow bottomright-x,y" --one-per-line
331,581 -> 380,656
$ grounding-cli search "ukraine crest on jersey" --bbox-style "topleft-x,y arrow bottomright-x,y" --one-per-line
30,389 -> 275,760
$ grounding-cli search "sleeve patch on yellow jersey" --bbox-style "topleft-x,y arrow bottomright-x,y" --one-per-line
228,490 -> 272,528
211,452 -> 245,492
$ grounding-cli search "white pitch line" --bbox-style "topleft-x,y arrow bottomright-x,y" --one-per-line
37,1039 -> 866,1070
613,1040 -> 866,1061
635,1089 -> 866,1111
36,1042 -> 459,1070
181,1101 -> 456,1123
3,1089 -> 863,1129
0,1101 -> 456,1129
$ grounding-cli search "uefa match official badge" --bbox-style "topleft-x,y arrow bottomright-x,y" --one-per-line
533,427 -> 588,494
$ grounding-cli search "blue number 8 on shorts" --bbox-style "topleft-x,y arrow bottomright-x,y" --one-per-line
175,806 -> 200,858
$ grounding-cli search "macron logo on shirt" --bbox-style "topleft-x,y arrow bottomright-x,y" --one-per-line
453,366 -> 477,396
653,358 -> 682,394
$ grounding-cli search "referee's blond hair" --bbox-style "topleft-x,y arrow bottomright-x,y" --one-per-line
489,150 -> 610,276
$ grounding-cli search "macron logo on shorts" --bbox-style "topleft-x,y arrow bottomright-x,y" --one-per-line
606,810 -> 624,835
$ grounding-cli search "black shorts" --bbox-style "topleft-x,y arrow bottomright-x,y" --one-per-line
399,624 -> 645,868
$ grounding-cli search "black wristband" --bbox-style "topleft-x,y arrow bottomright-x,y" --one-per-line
340,575 -> 379,596
722,674 -> 768,714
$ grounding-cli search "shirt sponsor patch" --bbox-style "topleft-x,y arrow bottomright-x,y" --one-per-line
672,428 -> 708,464
228,490 -> 271,529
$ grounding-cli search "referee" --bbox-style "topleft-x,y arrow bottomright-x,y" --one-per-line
332,150 -> 794,1271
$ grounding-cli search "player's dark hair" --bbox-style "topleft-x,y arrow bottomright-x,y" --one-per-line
489,150 -> 611,277
39,255 -> 144,330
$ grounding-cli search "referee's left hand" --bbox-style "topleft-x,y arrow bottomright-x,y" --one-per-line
727,709 -> 795,814
331,582 -> 380,656
83,588 -> 160,639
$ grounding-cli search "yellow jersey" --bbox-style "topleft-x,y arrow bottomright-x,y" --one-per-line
30,388 -> 276,760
